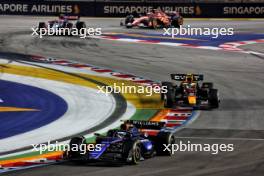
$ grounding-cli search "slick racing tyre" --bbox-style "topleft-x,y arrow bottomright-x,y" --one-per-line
66,22 -> 73,29
123,140 -> 141,165
38,22 -> 46,29
126,24 -> 133,29
76,21 -> 86,33
38,22 -> 46,34
125,15 -> 134,28
171,16 -> 180,28
209,89 -> 219,108
156,132 -> 175,156
65,23 -> 74,36
163,82 -> 174,108
68,136 -> 87,163
150,18 -> 158,29
202,82 -> 214,89
178,16 -> 184,25
161,82 -> 172,100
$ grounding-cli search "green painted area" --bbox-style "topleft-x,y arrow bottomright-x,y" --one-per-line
86,109 -> 158,143
0,150 -> 50,161
130,109 -> 158,121
0,109 -> 159,161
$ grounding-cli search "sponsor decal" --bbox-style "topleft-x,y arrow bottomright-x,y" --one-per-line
223,6 -> 264,15
0,1 -> 263,17
103,5 -> 196,15
0,3 -> 74,14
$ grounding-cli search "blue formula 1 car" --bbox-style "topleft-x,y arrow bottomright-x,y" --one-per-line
64,120 -> 175,165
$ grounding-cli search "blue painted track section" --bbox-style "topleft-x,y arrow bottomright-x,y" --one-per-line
0,79 -> 68,139
105,32 -> 264,47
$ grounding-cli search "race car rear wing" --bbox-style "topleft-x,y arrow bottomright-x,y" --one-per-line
125,120 -> 165,130
60,15 -> 80,20
66,16 -> 79,20
170,74 -> 204,81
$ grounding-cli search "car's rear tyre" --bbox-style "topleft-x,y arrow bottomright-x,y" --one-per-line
171,16 -> 180,28
126,24 -> 133,29
66,22 -> 73,29
150,18 -> 158,29
76,21 -> 86,33
163,82 -> 174,108
178,16 -> 183,25
38,22 -> 46,29
209,89 -> 219,108
156,132 -> 175,156
38,22 -> 46,34
125,15 -> 134,27
202,82 -> 214,89
161,82 -> 171,100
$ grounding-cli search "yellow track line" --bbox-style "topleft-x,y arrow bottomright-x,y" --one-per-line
105,32 -> 205,41
2,64 -> 162,109
0,107 -> 39,112
0,63 -> 162,164
0,152 -> 63,165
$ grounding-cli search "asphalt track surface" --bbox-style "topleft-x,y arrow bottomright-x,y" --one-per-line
1,16 -> 264,176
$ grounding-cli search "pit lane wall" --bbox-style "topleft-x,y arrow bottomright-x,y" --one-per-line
0,1 -> 264,18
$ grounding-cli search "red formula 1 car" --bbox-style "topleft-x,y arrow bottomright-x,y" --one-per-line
120,10 -> 183,29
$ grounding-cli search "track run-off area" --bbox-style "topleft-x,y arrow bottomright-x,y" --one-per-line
0,16 -> 264,176
0,54 -> 196,173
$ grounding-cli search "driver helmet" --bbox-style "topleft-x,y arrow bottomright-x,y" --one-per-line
164,10 -> 170,14
59,14 -> 65,20
120,122 -> 133,131
146,12 -> 152,16
186,74 -> 194,83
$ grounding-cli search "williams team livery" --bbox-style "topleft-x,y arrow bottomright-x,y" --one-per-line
64,120 -> 175,164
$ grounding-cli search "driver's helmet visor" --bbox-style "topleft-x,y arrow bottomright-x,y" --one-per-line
116,131 -> 127,138
187,77 -> 192,82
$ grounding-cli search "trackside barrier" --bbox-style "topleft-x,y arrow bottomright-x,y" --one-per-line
0,1 -> 263,17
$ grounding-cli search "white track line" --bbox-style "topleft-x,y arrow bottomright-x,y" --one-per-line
0,73 -> 117,153
0,59 -> 137,159
175,136 -> 264,141
246,51 -> 264,56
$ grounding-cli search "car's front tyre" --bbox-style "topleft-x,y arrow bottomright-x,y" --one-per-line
162,82 -> 174,108
156,132 -> 175,156
123,140 -> 141,165
209,89 -> 220,108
